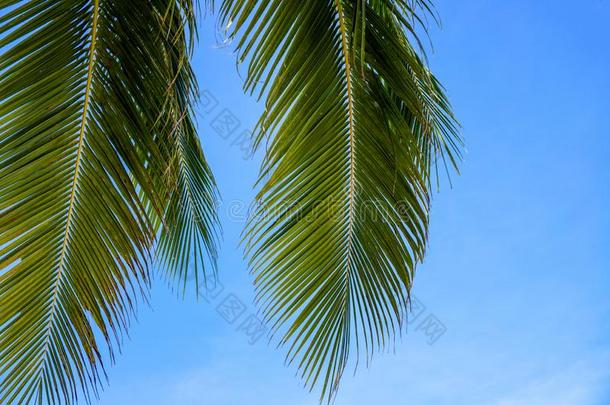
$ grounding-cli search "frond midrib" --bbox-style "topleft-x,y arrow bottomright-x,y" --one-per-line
37,0 -> 101,377
334,0 -> 357,274
332,2 -> 357,392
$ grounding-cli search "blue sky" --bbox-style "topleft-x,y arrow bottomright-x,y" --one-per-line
99,1 -> 610,404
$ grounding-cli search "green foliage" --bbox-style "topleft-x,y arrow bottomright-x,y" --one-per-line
221,0 -> 461,401
0,0 -> 460,403
0,1 -> 218,403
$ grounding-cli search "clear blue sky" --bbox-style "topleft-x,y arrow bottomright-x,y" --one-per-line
99,1 -> 610,404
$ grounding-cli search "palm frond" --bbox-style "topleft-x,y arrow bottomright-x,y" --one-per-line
221,0 -> 462,400
0,1 -> 217,403
153,0 -> 221,295
155,90 -> 220,294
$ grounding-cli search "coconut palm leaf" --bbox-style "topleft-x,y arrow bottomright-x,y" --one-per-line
152,3 -> 220,294
0,1 -> 217,403
221,0 -> 461,400
155,93 -> 220,293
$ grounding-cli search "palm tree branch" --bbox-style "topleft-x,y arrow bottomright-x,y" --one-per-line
222,0 -> 461,402
44,0 -> 100,376
0,1 -> 217,403
334,0 -> 357,380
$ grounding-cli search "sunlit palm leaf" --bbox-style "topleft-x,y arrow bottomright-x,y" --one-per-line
222,0 -> 461,400
0,1 -> 217,403
155,98 -> 220,293
153,2 -> 220,294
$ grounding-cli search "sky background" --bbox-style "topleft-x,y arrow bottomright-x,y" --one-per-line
99,1 -> 610,404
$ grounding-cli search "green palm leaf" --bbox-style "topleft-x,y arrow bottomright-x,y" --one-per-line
0,1 -> 217,403
222,0 -> 461,400
155,97 -> 220,293
152,3 -> 220,294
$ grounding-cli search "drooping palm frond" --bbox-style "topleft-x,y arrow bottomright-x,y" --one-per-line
0,1 -> 217,403
155,90 -> 220,294
152,1 -> 221,295
221,0 -> 462,400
